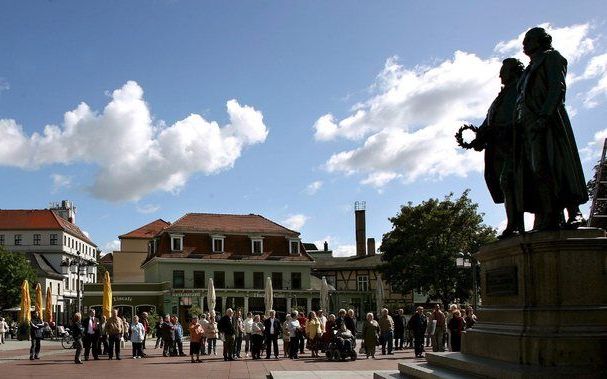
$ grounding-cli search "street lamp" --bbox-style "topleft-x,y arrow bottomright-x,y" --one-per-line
60,251 -> 96,315
456,252 -> 478,308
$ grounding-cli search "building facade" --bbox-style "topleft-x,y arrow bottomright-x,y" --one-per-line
0,201 -> 97,323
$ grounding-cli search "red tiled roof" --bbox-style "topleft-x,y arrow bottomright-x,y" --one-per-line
119,219 -> 170,239
0,209 -> 96,246
163,213 -> 300,236
99,252 -> 113,264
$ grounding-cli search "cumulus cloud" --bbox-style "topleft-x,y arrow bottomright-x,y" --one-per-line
0,81 -> 268,201
103,239 -> 120,253
136,203 -> 160,214
305,180 -> 323,195
315,23 -> 603,189
333,244 -> 356,257
282,214 -> 308,231
51,173 -> 72,193
577,53 -> 607,108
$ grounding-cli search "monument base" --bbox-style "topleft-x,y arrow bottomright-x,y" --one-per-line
378,228 -> 607,378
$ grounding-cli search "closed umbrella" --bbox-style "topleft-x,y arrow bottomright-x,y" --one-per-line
102,271 -> 112,319
45,287 -> 53,323
320,276 -> 329,313
376,274 -> 385,317
207,278 -> 216,315
20,280 -> 31,323
264,276 -> 273,316
35,283 -> 43,315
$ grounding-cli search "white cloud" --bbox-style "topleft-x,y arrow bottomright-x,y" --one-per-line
50,173 -> 72,193
136,203 -> 160,214
578,53 -> 607,108
282,214 -> 308,231
333,244 -> 356,257
82,230 -> 90,239
305,180 -> 323,195
496,213 -> 535,233
315,23 -> 603,189
581,128 -> 607,162
0,81 -> 268,201
313,235 -> 333,251
103,239 -> 120,253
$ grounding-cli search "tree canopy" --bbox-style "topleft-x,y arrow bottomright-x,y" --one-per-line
379,190 -> 497,306
0,247 -> 38,311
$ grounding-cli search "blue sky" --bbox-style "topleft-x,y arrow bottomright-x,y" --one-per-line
1,1 -> 606,255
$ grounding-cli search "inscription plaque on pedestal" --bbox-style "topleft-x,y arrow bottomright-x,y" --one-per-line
486,266 -> 518,296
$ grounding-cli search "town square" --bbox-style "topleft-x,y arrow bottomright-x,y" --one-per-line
0,1 -> 606,378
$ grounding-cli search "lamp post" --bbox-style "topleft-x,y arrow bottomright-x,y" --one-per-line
60,251 -> 96,315
456,252 -> 477,308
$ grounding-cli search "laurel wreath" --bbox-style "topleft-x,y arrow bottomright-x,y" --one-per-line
455,124 -> 479,149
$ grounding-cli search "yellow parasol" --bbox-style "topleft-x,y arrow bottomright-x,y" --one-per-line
102,271 -> 112,319
45,286 -> 53,323
20,280 -> 31,323
35,283 -> 43,315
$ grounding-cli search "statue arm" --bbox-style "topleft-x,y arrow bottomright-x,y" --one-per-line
540,52 -> 567,119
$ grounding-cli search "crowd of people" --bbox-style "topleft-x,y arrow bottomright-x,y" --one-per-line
9,303 -> 477,364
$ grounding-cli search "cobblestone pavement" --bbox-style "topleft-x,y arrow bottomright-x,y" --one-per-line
0,339 -> 427,378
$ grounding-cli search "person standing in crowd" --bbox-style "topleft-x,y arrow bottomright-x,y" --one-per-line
407,306 -> 428,358
446,304 -> 457,351
305,311 -> 322,358
160,315 -> 175,357
173,316 -> 186,357
464,306 -> 477,329
154,318 -> 163,349
282,314 -> 291,358
0,317 -> 8,344
321,314 -> 336,351
243,312 -> 254,358
130,315 -> 145,359
345,309 -> 357,337
378,308 -> 394,356
29,310 -> 46,360
430,304 -> 446,352
424,311 -> 433,347
82,309 -> 100,361
189,316 -> 204,363
296,310 -> 307,355
140,312 -> 149,354
105,309 -> 125,360
204,314 -> 218,355
98,315 -> 108,355
287,311 -> 301,359
120,316 -> 129,350
448,310 -> 465,352
250,315 -> 265,360
199,313 -> 209,355
72,312 -> 84,364
232,309 -> 244,359
263,310 -> 281,359
393,309 -> 406,351
317,310 -> 327,335
362,312 -> 379,359
218,308 -> 236,361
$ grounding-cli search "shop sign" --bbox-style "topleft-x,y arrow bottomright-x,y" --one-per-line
113,296 -> 133,303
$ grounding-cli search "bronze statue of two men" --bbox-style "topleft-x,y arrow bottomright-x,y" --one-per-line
462,27 -> 588,238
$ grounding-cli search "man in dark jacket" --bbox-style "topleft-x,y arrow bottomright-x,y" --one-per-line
160,315 -> 175,357
218,308 -> 236,361
407,306 -> 428,358
263,310 -> 281,359
82,309 -> 100,360
393,309 -> 406,350
72,313 -> 84,364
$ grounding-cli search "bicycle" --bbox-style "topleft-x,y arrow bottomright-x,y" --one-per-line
60,328 -> 75,349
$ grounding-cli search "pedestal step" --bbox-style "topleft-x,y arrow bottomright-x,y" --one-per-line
373,370 -> 402,379
397,361 -> 477,379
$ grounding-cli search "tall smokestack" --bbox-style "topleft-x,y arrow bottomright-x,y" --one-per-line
367,238 -> 376,256
355,201 -> 366,257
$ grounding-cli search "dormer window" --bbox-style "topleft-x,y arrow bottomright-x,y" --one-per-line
289,239 -> 301,255
251,237 -> 263,255
171,234 -> 184,251
211,235 -> 225,253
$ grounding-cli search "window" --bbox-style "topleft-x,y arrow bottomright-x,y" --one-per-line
213,271 -> 225,288
50,234 -> 57,245
251,238 -> 263,254
291,272 -> 302,290
33,234 -> 41,245
0,235 -> 4,245
212,236 -> 224,253
271,272 -> 283,290
357,275 -> 369,292
253,272 -> 264,289
289,240 -> 300,255
57,283 -> 61,295
65,278 -> 69,291
173,270 -> 185,288
234,272 -> 245,289
14,234 -> 22,245
171,235 -> 183,251
64,235 -> 67,245
193,271 -> 205,288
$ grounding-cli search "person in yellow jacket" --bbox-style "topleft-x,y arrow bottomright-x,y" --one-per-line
305,311 -> 322,358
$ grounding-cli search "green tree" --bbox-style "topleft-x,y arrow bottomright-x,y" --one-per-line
0,247 -> 38,311
379,190 -> 497,307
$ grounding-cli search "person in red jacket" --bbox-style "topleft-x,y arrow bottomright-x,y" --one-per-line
296,311 -> 307,354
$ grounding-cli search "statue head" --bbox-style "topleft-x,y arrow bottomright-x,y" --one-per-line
500,58 -> 525,86
523,27 -> 553,57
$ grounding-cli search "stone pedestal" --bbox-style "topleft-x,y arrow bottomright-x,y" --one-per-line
383,228 -> 607,378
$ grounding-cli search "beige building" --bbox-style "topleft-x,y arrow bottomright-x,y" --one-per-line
112,219 -> 169,282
